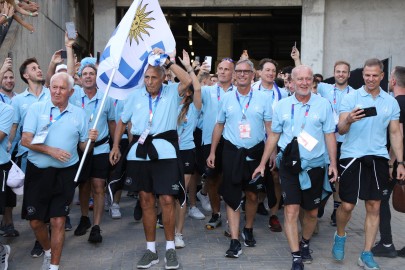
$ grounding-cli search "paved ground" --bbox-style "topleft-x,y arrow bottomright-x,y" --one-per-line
3,191 -> 405,270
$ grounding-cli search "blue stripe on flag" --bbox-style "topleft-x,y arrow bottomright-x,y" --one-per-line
118,58 -> 135,80
100,46 -> 110,62
99,60 -> 149,89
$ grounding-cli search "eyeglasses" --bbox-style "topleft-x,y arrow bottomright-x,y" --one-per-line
235,70 -> 253,75
221,58 -> 234,63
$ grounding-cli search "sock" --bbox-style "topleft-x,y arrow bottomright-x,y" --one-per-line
49,265 -> 59,270
334,201 -> 341,210
292,251 -> 301,261
301,237 -> 310,247
44,249 -> 51,257
166,240 -> 175,250
146,242 -> 156,253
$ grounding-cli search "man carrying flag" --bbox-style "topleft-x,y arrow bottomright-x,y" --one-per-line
110,48 -> 191,269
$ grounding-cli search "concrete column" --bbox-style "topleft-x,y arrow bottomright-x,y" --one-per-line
94,0 -> 117,55
217,23 -> 233,63
301,0 -> 325,74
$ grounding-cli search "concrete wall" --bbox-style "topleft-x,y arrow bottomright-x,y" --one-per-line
321,0 -> 405,78
94,0 -> 116,55
117,0 -> 301,7
1,0 -> 90,92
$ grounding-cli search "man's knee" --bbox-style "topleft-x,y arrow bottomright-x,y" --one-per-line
245,191 -> 258,203
340,201 -> 355,213
159,195 -> 175,207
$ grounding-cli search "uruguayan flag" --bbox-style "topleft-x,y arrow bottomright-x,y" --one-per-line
97,0 -> 176,100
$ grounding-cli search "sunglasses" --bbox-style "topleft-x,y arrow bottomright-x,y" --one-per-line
221,58 -> 234,63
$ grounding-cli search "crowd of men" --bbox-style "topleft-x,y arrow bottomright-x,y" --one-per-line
1,31 -> 405,270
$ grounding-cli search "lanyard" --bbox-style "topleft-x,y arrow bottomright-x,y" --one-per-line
148,87 -> 162,125
82,97 -> 99,122
332,85 -> 350,112
114,99 -> 118,107
235,89 -> 253,119
48,107 -> 68,128
216,84 -> 233,102
0,94 -> 4,103
259,83 -> 281,103
291,103 -> 310,133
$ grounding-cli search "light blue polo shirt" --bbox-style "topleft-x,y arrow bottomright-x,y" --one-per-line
23,101 -> 88,169
272,93 -> 335,160
317,82 -> 355,142
339,86 -> 400,159
252,81 -> 288,108
70,88 -> 115,155
201,83 -> 236,145
11,87 -> 50,156
0,103 -> 13,165
121,83 -> 182,161
0,92 -> 16,105
218,89 -> 272,149
178,103 -> 200,150
114,98 -> 128,139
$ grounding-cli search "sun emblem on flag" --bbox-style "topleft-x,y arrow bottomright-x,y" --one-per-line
128,0 -> 155,45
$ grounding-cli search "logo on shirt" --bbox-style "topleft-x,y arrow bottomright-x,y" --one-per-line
256,184 -> 263,190
227,105 -> 234,113
185,162 -> 190,167
313,198 -> 321,204
136,103 -> 142,109
172,184 -> 179,191
282,114 -> 289,120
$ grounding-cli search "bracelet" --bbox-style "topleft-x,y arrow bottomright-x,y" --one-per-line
1,14 -> 8,20
164,61 -> 173,69
398,161 -> 405,166
389,164 -> 394,168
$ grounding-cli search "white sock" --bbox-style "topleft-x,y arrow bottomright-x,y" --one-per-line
44,249 -> 51,257
166,240 -> 175,250
146,242 -> 156,253
49,265 -> 59,270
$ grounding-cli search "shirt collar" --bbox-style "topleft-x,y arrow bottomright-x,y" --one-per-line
359,86 -> 385,99
291,92 -> 315,105
50,100 -> 73,113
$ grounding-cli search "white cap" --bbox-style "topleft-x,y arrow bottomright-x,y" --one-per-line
7,161 -> 24,195
56,64 -> 68,73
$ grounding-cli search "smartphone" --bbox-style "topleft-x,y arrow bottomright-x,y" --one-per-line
60,50 -> 67,59
294,41 -> 297,48
362,106 -> 377,117
204,56 -> 212,71
65,21 -> 76,39
7,51 -> 12,59
195,56 -> 200,63
96,51 -> 100,64
249,173 -> 261,184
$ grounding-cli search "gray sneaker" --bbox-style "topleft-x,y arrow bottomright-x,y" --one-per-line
165,249 -> 179,269
0,244 -> 10,270
41,254 -> 51,270
137,250 -> 159,269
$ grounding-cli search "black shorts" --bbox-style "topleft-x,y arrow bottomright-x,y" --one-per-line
125,159 -> 184,195
279,163 -> 325,211
0,162 -> 16,212
89,153 -> 110,179
193,128 -> 205,175
179,149 -> 196,175
22,161 -> 78,221
338,156 -> 389,204
202,138 -> 224,177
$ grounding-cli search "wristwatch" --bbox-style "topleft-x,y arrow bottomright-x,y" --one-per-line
163,56 -> 173,69
397,161 -> 405,166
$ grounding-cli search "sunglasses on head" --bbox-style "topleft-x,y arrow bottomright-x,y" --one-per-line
221,58 -> 234,63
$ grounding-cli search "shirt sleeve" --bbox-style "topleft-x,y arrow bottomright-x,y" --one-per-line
339,92 -> 354,114
22,103 -> 39,134
0,105 -> 13,136
271,103 -> 283,133
322,100 -> 336,133
78,110 -> 89,142
11,97 -> 21,124
216,98 -> 226,124
390,97 -> 400,121
263,94 -> 273,122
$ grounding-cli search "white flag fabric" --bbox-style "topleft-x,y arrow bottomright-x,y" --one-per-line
97,0 -> 176,100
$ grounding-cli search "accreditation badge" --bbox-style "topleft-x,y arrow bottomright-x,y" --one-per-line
138,127 -> 150,145
297,130 -> 318,151
31,126 -> 49,144
239,120 -> 251,139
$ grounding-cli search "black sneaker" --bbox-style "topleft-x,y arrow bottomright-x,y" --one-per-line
88,225 -> 102,243
206,213 -> 222,230
30,240 -> 44,258
225,239 -> 242,258
133,200 -> 142,222
300,242 -> 313,263
156,213 -> 164,229
256,202 -> 268,216
291,257 -> 304,270
65,215 -> 72,231
330,210 -> 337,226
74,216 -> 91,236
241,227 -> 256,247
371,242 -> 397,258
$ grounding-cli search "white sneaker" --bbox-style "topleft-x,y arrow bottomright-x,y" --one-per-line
0,244 -> 10,270
196,190 -> 212,212
41,254 -> 51,270
188,206 -> 205,220
175,233 -> 185,249
109,203 -> 122,219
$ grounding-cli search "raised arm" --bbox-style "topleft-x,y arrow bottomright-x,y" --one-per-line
178,50 -> 202,110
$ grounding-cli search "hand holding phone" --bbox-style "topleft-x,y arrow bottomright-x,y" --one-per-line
60,50 -> 67,59
66,22 -> 76,39
249,173 -> 261,184
362,106 -> 377,117
7,52 -> 12,59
